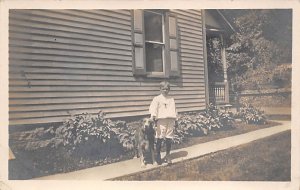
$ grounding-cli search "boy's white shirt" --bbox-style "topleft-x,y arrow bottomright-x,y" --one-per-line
149,94 -> 177,119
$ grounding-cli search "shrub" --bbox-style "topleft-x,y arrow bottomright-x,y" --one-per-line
174,105 -> 235,144
176,113 -> 210,137
175,107 -> 233,138
206,104 -> 235,128
54,111 -> 117,153
112,120 -> 136,151
58,112 -> 141,160
173,115 -> 192,144
236,104 -> 267,124
173,127 -> 187,144
54,111 -> 143,158
13,111 -> 139,159
8,126 -> 63,151
14,105 -> 256,162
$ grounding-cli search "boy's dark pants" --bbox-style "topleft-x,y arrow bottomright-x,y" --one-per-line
156,138 -> 172,164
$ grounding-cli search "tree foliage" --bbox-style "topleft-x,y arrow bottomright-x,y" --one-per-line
222,9 -> 292,91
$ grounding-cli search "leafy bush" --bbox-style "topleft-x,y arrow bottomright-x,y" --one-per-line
53,111 -> 133,160
54,111 -> 142,157
14,111 -> 138,159
15,104 -> 259,161
55,111 -> 115,150
174,105 -> 234,144
176,113 -> 210,138
112,120 -> 136,151
236,104 -> 267,124
8,125 -> 64,151
173,125 -> 187,144
206,104 -> 234,128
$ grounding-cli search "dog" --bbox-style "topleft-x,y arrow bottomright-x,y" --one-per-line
134,118 -> 156,167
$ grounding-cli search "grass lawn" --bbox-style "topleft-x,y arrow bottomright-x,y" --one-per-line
113,131 -> 291,181
9,121 -> 280,180
171,121 -> 279,151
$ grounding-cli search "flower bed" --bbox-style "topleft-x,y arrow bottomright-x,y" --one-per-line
9,105 -> 271,179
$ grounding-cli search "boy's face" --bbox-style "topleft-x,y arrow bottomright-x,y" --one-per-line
160,86 -> 170,96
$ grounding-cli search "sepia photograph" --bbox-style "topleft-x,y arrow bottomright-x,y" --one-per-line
1,0 -> 299,190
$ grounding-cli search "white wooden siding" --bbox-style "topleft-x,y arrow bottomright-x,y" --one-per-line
9,9 -> 206,126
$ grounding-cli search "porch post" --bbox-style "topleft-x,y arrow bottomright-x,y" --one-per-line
220,35 -> 230,103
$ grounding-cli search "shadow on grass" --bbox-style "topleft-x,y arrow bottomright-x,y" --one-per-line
114,131 -> 291,181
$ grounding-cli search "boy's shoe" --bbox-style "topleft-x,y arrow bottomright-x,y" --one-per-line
163,155 -> 172,165
155,158 -> 162,165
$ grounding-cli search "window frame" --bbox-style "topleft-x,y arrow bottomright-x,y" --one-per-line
132,9 -> 180,79
144,10 -> 166,77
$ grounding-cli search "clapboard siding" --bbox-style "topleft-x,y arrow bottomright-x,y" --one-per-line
10,66 -> 133,76
10,97 -> 206,113
10,80 -> 205,87
174,9 -> 206,112
9,9 -> 207,126
10,24 -> 131,41
10,101 -> 206,120
179,28 -> 202,37
10,60 -> 133,70
10,11 -> 131,31
9,88 -> 206,98
9,85 -> 205,92
10,73 -> 136,81
10,34 -> 131,50
10,30 -> 132,46
10,39 -> 131,54
172,10 -> 202,21
10,94 -> 206,105
10,106 -> 206,125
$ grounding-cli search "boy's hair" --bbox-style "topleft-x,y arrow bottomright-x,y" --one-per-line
159,81 -> 170,89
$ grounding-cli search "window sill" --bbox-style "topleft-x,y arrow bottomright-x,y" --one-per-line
146,72 -> 168,78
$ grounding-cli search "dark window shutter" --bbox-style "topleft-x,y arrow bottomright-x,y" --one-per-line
133,10 -> 146,76
167,13 -> 180,77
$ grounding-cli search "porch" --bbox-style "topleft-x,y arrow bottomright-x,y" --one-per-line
205,10 -> 235,107
209,81 -> 230,106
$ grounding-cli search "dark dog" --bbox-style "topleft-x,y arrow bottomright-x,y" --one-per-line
134,118 -> 156,167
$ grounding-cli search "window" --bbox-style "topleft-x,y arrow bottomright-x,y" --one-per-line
144,11 -> 164,73
133,9 -> 180,78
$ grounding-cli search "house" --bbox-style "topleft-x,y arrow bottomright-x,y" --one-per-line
9,9 -> 234,126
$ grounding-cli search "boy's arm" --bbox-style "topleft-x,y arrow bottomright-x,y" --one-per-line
173,98 -> 178,119
149,97 -> 158,120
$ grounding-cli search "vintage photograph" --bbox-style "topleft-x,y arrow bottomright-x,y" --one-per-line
7,8 -> 292,182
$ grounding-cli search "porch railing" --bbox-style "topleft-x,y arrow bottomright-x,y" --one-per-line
209,82 -> 229,105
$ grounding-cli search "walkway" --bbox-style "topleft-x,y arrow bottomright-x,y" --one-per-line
35,120 -> 291,180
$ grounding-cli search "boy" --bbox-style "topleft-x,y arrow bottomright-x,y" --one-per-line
149,81 -> 177,165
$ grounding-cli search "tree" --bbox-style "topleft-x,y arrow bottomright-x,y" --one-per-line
222,9 -> 292,91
